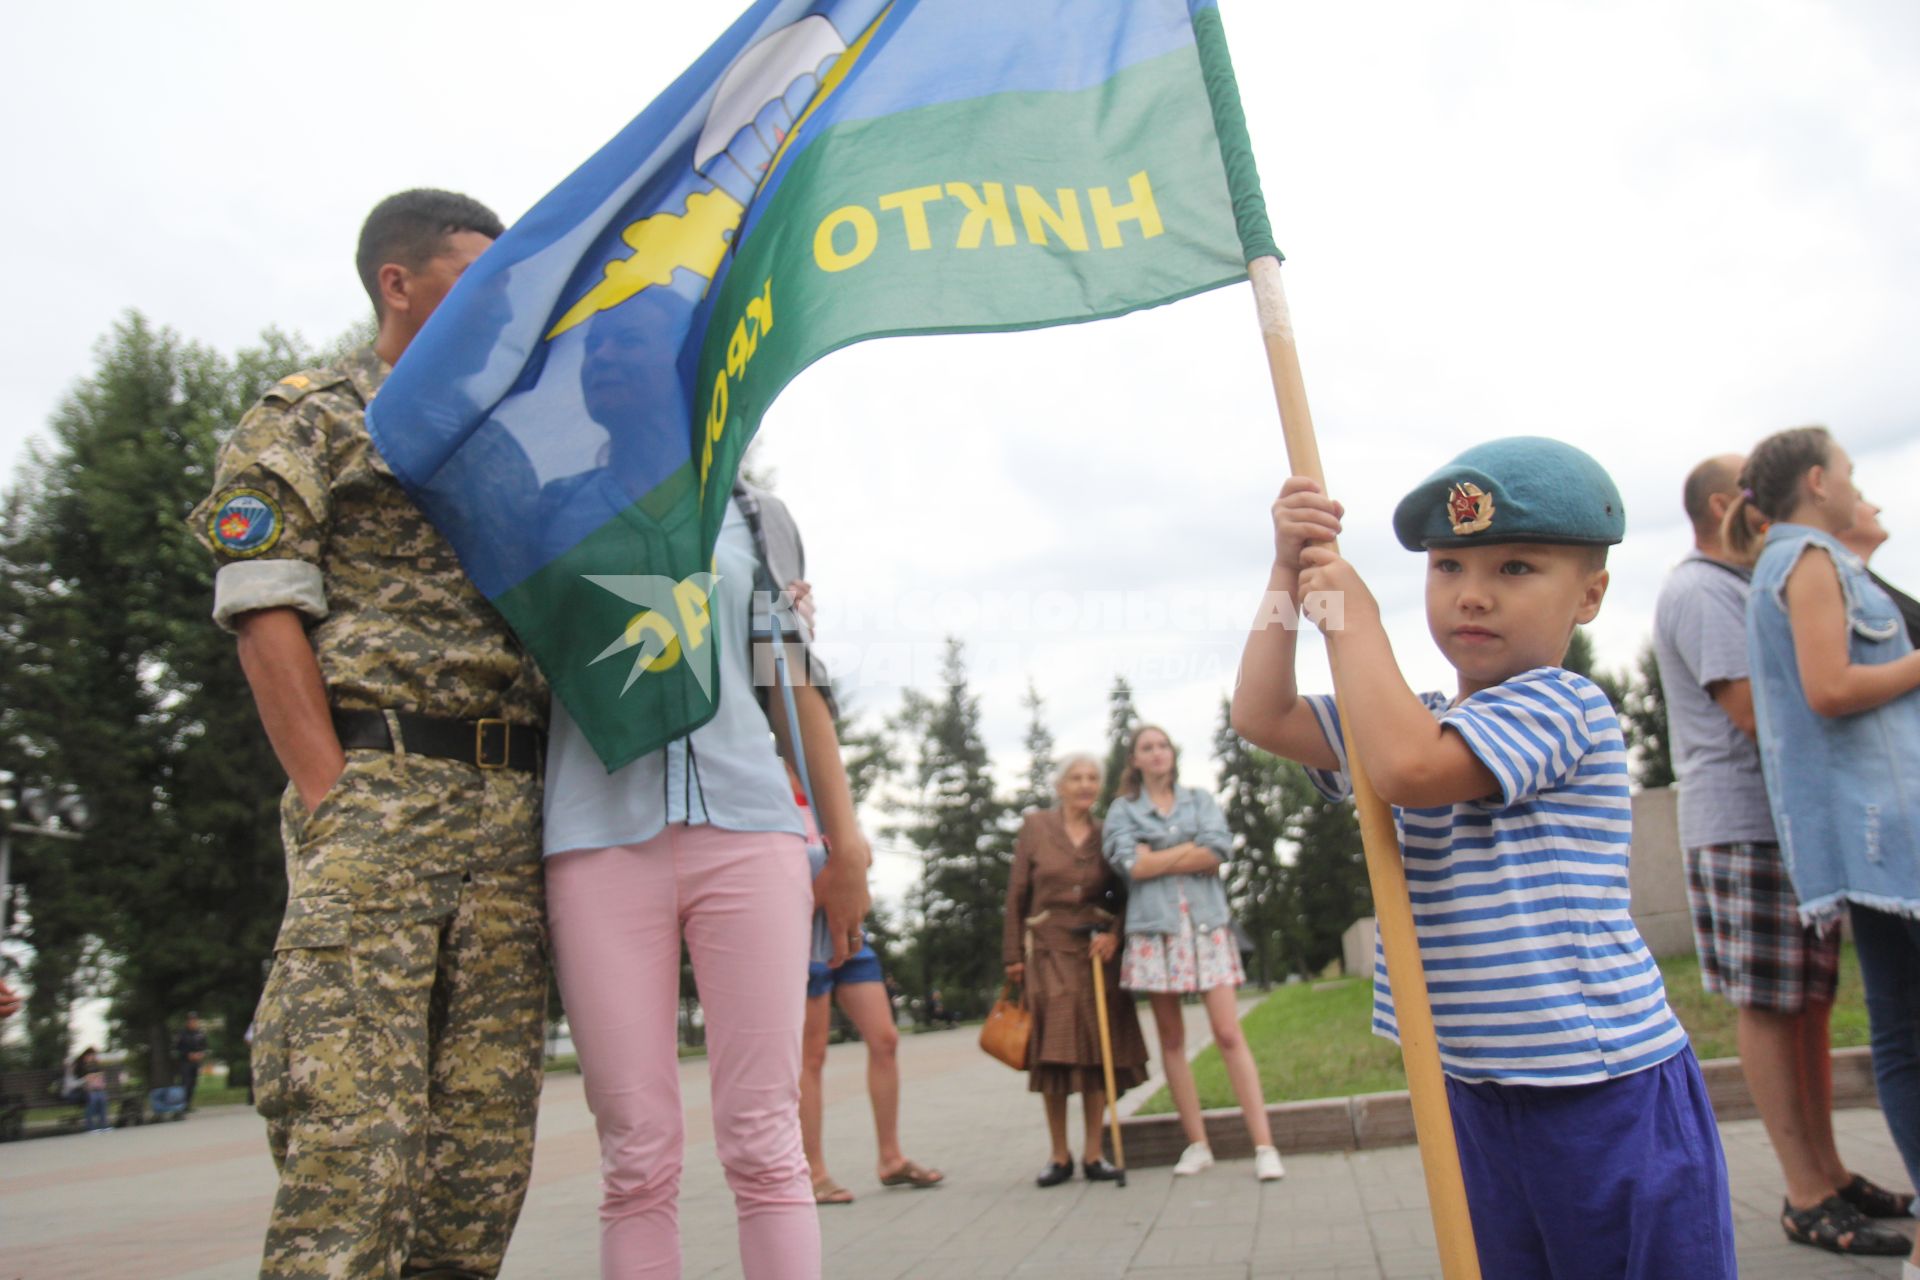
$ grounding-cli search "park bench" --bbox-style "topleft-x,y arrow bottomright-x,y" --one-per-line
0,1064 -> 145,1141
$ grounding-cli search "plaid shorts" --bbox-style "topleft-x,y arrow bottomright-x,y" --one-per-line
1684,841 -> 1840,1013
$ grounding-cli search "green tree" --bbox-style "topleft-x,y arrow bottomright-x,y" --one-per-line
1617,641 -> 1674,789
1282,771 -> 1374,982
1276,766 -> 1371,977
1098,674 -> 1139,813
0,313 -> 312,1081
1566,629 -> 1674,790
1212,699 -> 1293,987
830,690 -> 895,809
887,639 -> 1008,1017
1010,679 -> 1056,817
1563,626 -> 1599,679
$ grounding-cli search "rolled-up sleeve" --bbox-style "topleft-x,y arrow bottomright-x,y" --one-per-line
188,391 -> 333,633
212,560 -> 328,630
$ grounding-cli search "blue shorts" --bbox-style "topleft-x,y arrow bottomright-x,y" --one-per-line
1447,1046 -> 1735,1280
806,945 -> 883,999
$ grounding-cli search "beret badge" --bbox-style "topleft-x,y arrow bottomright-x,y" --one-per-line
1446,482 -> 1494,536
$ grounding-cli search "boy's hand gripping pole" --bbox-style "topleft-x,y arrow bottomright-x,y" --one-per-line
1247,255 -> 1482,1279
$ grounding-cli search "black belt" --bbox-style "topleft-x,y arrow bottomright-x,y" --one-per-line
331,708 -> 544,773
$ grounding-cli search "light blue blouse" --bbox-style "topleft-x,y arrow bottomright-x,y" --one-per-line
543,498 -> 803,856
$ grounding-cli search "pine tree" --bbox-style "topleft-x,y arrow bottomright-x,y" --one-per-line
1563,626 -> 1598,678
1212,699 -> 1293,987
0,313 -> 316,1079
887,639 -> 1009,1016
1098,674 -> 1140,813
1277,766 -> 1372,977
1568,629 -> 1674,790
1619,641 -> 1675,789
1010,679 -> 1057,817
830,690 -> 895,808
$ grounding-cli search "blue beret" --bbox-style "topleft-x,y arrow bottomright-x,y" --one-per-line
1392,436 -> 1625,551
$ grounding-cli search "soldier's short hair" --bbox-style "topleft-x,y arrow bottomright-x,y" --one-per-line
356,189 -> 505,317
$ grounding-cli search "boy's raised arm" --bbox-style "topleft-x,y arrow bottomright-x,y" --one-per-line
1297,545 -> 1500,809
1232,478 -> 1344,770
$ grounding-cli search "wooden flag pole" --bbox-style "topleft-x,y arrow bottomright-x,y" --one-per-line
1245,255 -> 1482,1280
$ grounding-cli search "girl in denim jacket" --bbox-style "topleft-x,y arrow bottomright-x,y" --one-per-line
1734,426 -> 1920,1270
1103,724 -> 1282,1182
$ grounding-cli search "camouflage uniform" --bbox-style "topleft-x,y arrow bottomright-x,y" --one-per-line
189,347 -> 550,1280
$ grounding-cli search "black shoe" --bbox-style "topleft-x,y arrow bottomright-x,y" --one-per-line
1082,1158 -> 1123,1182
1035,1161 -> 1073,1188
1781,1196 -> 1912,1256
1837,1173 -> 1916,1219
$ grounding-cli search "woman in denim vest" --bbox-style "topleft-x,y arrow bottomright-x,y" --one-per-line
1733,426 -> 1920,1270
1103,725 -> 1282,1182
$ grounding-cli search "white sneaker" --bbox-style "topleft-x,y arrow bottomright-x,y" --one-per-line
1172,1142 -> 1214,1176
1253,1145 -> 1285,1182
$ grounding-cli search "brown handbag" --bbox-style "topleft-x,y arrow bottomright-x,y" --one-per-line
978,982 -> 1032,1071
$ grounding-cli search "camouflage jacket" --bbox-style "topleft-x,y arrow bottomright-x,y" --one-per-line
189,346 -> 548,728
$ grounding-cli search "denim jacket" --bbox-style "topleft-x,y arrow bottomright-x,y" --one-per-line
1102,787 -> 1234,936
1747,523 -> 1920,925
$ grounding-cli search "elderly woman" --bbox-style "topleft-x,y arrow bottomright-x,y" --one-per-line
1005,753 -> 1149,1187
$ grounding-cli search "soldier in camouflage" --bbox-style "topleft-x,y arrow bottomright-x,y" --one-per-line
188,190 -> 550,1280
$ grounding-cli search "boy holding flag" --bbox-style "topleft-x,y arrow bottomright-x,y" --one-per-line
1232,438 -> 1738,1278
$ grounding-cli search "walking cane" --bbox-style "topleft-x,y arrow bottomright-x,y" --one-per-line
1078,924 -> 1127,1188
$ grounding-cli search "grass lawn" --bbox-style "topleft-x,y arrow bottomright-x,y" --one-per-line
1137,945 -> 1870,1114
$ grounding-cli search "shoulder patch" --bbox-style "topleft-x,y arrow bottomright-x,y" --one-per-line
261,367 -> 350,407
209,489 -> 285,557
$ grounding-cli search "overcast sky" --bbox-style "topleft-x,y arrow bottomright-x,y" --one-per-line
5,1 -> 1918,909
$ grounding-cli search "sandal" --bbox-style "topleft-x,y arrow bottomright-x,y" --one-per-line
812,1177 -> 854,1205
1781,1196 -> 1911,1256
1838,1173 -> 1916,1219
879,1159 -> 944,1189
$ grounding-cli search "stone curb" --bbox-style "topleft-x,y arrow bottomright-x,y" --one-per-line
1118,1046 -> 1878,1167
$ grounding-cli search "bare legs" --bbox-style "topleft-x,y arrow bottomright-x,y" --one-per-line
1147,988 -> 1271,1150
1203,985 -> 1274,1149
1738,1002 -> 1849,1209
1080,1089 -> 1108,1165
1148,993 -> 1208,1146
1043,1091 -> 1072,1165
799,994 -> 833,1189
836,982 -> 907,1176
1039,1088 -> 1109,1165
799,980 -> 923,1192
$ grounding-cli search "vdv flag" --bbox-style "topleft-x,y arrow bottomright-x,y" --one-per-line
368,0 -> 1276,770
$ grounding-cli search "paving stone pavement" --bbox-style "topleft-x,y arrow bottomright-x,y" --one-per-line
1,999 -> 1913,1278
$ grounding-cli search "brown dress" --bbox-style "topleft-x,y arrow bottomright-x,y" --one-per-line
1004,808 -> 1150,1096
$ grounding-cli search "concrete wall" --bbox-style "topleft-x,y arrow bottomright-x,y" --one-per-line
1629,786 -> 1693,957
1340,915 -> 1376,978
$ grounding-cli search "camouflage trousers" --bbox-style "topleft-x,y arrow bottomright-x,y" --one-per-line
254,749 -> 548,1280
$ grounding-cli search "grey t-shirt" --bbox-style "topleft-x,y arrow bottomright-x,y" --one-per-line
1651,552 -> 1776,848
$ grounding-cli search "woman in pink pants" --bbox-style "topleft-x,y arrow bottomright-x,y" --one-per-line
543,478 -> 870,1280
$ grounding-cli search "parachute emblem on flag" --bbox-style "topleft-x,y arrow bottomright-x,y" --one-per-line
546,10 -> 886,341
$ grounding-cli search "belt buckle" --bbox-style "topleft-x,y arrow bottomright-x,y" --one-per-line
475,718 -> 510,770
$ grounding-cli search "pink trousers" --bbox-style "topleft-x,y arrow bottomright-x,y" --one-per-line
547,824 -> 819,1279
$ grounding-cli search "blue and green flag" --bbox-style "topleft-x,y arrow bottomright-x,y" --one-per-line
368,0 -> 1274,770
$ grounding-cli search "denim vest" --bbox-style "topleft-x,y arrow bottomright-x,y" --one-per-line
1747,523 -> 1920,924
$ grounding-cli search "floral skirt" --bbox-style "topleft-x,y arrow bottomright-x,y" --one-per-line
1119,899 -> 1244,994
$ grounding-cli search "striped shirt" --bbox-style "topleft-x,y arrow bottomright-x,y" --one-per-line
1304,668 -> 1688,1087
